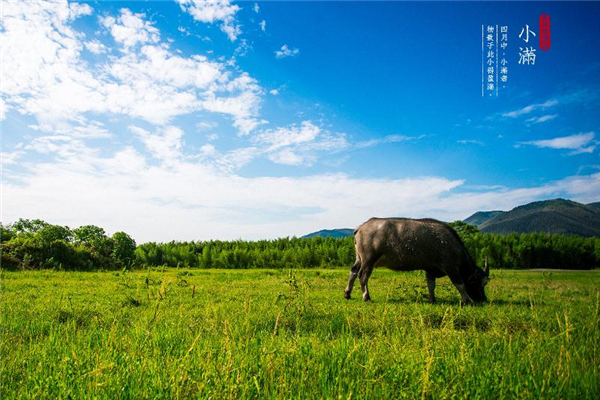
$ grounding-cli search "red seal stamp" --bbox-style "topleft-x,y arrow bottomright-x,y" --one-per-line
540,14 -> 551,51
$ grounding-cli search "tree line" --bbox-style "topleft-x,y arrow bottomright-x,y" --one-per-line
449,221 -> 600,270
1,219 -> 599,270
1,219 -> 136,271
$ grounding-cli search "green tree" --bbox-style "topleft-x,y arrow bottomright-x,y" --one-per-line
448,220 -> 480,240
73,225 -> 107,246
112,232 -> 136,267
1,223 -> 15,242
11,218 -> 49,235
37,224 -> 72,244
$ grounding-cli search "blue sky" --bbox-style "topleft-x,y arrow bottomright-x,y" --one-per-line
1,1 -> 599,242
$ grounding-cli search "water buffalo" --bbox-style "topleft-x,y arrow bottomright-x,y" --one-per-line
344,218 -> 489,304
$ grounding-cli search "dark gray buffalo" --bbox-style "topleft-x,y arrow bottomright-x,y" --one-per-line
344,218 -> 489,304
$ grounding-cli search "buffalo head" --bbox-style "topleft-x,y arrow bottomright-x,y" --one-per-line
466,261 -> 490,303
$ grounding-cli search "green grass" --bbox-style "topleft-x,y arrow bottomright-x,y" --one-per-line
2,268 -> 599,399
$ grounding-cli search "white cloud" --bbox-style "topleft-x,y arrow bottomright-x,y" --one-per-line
30,120 -> 112,139
356,134 -> 429,148
275,44 -> 299,59
519,132 -> 596,156
0,150 -> 25,165
268,148 -> 306,166
255,121 -> 321,151
387,134 -> 428,143
25,135 -> 99,168
0,98 -> 7,121
107,45 -> 262,130
196,121 -> 218,131
230,39 -> 251,61
524,114 -> 557,124
191,121 -> 348,169
1,1 -> 264,134
176,0 -> 241,41
260,20 -> 266,32
568,146 -> 596,156
248,121 -> 349,166
177,26 -> 191,36
4,141 -> 600,241
0,0 -> 99,128
302,132 -> 348,153
234,118 -> 267,136
85,39 -> 108,54
69,2 -> 93,19
502,99 -> 558,118
253,3 -> 260,13
457,139 -> 484,145
269,89 -> 279,95
70,124 -> 112,139
109,45 -> 223,90
199,143 -> 217,156
130,125 -> 184,162
201,74 -> 265,135
100,9 -> 160,49
197,145 -> 260,172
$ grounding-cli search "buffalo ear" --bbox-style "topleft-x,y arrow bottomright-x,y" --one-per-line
484,256 -> 490,277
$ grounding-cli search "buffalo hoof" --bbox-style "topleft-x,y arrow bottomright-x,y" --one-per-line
363,296 -> 371,302
344,292 -> 351,300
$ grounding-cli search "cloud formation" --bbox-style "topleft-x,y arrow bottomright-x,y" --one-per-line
253,121 -> 348,166
355,134 -> 429,149
457,139 -> 485,145
100,9 -> 160,49
0,1 -> 264,134
524,114 -> 557,124
518,132 -> 596,155
5,137 -> 599,241
502,99 -> 558,118
176,0 -> 241,41
193,121 -> 349,169
275,44 -> 300,59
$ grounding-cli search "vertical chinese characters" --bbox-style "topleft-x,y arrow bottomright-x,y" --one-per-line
500,26 -> 508,86
485,25 -> 496,96
481,16 -> 550,96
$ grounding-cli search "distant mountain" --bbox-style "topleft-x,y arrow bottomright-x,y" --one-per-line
308,199 -> 600,239
474,199 -> 600,237
464,211 -> 505,226
302,229 -> 353,239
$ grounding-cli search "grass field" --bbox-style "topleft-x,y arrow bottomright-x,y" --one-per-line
2,268 -> 599,399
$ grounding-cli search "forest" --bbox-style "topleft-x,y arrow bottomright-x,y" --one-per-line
1,219 -> 599,271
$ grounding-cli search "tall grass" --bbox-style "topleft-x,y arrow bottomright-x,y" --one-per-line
2,268 -> 599,398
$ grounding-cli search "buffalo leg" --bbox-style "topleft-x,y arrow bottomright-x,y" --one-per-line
425,272 -> 436,304
448,274 -> 473,305
359,264 -> 374,301
344,259 -> 361,299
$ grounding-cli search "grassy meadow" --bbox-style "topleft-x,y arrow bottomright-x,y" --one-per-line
1,268 -> 599,398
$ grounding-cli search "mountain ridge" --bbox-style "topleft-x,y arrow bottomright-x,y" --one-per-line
303,199 -> 600,239
469,198 -> 600,237
464,211 -> 505,226
301,228 -> 354,239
